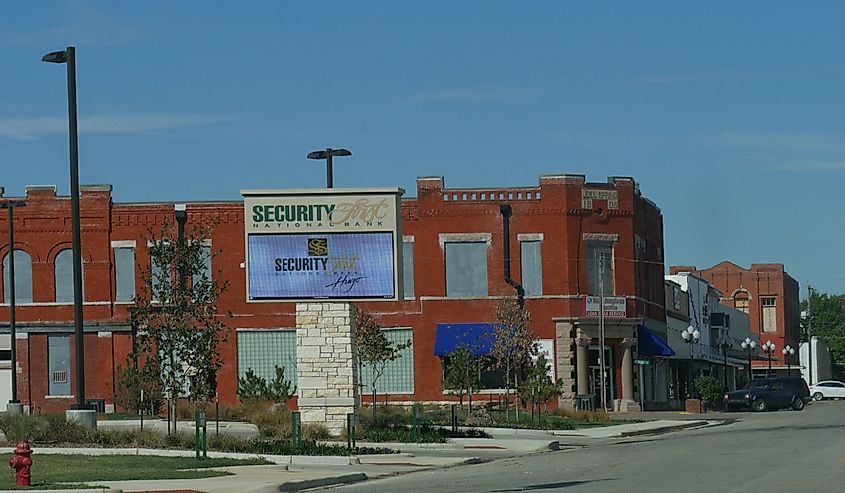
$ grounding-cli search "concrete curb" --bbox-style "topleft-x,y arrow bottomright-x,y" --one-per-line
3,489 -> 121,493
0,446 -> 369,466
619,420 -> 709,437
278,472 -> 368,492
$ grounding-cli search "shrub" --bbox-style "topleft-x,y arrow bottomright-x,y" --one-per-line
694,376 -> 723,410
249,405 -> 292,439
302,423 -> 332,440
550,408 -> 611,423
237,366 -> 296,402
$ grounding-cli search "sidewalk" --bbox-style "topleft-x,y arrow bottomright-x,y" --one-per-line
2,417 -> 722,492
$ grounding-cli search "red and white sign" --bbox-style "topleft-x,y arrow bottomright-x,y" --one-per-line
584,296 -> 627,318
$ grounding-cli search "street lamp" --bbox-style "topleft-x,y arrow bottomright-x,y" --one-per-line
43,46 -> 89,413
1,200 -> 25,414
762,340 -> 777,377
681,325 -> 700,398
783,345 -> 795,377
718,337 -> 732,391
741,337 -> 757,383
306,148 -> 352,188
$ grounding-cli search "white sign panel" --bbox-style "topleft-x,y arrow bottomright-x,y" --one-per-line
584,296 -> 627,318
242,188 -> 404,302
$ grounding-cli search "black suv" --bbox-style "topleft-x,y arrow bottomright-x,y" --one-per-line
724,377 -> 811,412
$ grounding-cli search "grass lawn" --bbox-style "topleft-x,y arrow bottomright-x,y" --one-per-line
0,454 -> 270,490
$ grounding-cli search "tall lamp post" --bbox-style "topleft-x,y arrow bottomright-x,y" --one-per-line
681,325 -> 700,398
2,200 -> 25,414
42,46 -> 90,415
782,345 -> 795,377
762,340 -> 776,377
741,337 -> 757,383
306,148 -> 352,188
718,337 -> 732,391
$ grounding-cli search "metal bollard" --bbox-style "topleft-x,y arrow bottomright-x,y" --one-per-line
291,411 -> 301,447
347,413 -> 356,449
195,410 -> 207,460
412,404 -> 420,442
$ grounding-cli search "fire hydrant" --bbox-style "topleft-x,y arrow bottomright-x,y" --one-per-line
9,440 -> 32,487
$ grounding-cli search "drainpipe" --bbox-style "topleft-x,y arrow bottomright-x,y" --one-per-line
499,204 -> 525,308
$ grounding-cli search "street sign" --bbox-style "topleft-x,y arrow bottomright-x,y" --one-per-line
634,359 -> 651,365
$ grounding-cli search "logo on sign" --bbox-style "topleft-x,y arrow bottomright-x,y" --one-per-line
308,238 -> 328,256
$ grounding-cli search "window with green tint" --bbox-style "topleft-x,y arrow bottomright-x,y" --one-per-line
237,330 -> 298,387
360,328 -> 414,394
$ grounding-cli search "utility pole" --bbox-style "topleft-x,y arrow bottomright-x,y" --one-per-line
807,285 -> 813,386
598,255 -> 607,412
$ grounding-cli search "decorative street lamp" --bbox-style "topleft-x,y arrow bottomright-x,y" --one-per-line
762,340 -> 777,377
306,148 -> 352,188
783,345 -> 796,377
42,46 -> 89,413
741,337 -> 757,383
1,200 -> 25,414
718,337 -> 732,391
681,325 -> 700,398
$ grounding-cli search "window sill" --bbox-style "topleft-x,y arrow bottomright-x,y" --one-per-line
45,395 -> 75,399
0,301 -> 111,307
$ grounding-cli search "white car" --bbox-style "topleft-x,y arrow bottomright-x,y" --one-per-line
809,380 -> 845,401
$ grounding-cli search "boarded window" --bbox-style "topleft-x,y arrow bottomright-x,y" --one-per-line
55,249 -> 84,303
48,334 -> 71,396
360,328 -> 414,394
762,297 -> 777,333
237,330 -> 297,388
520,241 -> 542,296
402,241 -> 414,298
587,242 -> 614,296
114,247 -> 136,302
445,242 -> 488,297
2,250 -> 33,304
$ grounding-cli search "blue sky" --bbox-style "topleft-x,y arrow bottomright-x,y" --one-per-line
1,2 -> 843,293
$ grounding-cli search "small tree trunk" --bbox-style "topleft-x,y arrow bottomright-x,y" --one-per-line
372,367 -> 378,418
469,386 -> 473,413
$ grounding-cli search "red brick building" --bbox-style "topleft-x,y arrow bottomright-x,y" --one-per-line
0,174 -> 666,413
668,262 -> 800,372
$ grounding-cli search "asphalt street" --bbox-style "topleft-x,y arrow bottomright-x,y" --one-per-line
323,401 -> 845,493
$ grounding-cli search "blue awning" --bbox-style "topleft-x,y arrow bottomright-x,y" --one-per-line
637,325 -> 675,357
434,323 -> 495,356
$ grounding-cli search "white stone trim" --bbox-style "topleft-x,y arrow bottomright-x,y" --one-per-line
517,233 -> 544,242
1,301 -> 111,307
438,233 -> 492,248
97,331 -> 112,338
298,397 -> 356,407
582,233 -> 619,242
15,333 -> 28,340
402,235 -> 415,243
111,240 -> 137,248
45,395 -> 75,399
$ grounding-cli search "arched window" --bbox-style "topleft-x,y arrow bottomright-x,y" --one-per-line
2,250 -> 33,304
55,249 -> 84,303
733,289 -> 750,314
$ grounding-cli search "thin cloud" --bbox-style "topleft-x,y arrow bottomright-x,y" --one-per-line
1,9 -> 141,47
767,161 -> 845,172
404,87 -> 532,104
0,114 -> 238,141
702,130 -> 845,153
635,69 -> 776,84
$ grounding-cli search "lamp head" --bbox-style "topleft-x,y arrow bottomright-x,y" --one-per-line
42,50 -> 68,63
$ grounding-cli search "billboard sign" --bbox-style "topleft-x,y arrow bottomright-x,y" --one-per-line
584,296 -> 627,318
242,188 -> 404,302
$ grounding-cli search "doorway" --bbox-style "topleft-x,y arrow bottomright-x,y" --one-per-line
588,346 -> 615,410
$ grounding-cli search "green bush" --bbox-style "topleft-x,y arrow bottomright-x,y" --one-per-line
249,404 -> 292,439
302,423 -> 332,441
694,376 -> 723,410
237,367 -> 296,402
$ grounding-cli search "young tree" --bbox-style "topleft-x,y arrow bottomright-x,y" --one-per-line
518,354 -> 563,421
443,346 -> 482,411
130,220 -> 230,434
355,308 -> 411,416
490,297 -> 537,419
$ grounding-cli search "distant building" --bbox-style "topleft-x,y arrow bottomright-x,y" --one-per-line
664,273 -> 756,409
669,262 -> 800,375
800,337 -> 833,385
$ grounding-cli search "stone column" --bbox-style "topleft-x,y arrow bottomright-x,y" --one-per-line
575,331 -> 591,396
296,303 -> 359,435
618,337 -> 640,412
